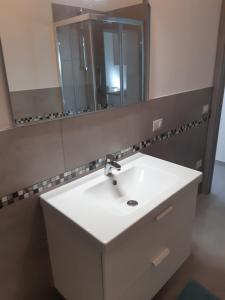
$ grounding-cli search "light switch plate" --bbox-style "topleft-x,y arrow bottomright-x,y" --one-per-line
202,104 -> 209,115
153,118 -> 163,132
196,160 -> 203,170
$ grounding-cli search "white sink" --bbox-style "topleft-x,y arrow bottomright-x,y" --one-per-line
41,153 -> 202,244
85,165 -> 177,216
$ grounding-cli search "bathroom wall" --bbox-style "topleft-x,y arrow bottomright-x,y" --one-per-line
0,0 -> 221,129
51,0 -> 222,98
149,0 -> 221,98
216,91 -> 225,162
0,88 -> 212,300
0,0 -> 59,92
0,41 -> 12,131
0,1 -> 222,299
0,0 -> 63,120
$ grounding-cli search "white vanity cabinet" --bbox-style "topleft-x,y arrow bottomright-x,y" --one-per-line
42,181 -> 199,300
103,183 -> 197,300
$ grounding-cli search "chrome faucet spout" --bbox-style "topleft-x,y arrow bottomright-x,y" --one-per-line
105,154 -> 121,176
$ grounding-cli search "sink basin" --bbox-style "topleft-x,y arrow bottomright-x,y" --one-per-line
85,165 -> 178,216
41,153 -> 202,244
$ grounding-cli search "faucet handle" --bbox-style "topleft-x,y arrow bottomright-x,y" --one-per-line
105,154 -> 121,176
106,154 -> 116,162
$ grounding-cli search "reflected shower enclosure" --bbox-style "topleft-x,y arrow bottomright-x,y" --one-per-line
55,13 -> 144,115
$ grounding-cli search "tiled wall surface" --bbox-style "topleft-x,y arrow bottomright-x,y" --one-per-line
0,121 -> 65,197
10,87 -> 63,119
0,88 -> 212,199
143,121 -> 209,169
0,87 -> 212,300
0,115 -> 209,208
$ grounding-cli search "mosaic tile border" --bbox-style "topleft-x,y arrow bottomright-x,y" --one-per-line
15,106 -> 100,126
15,111 -> 73,126
0,115 -> 209,209
15,106 -> 121,126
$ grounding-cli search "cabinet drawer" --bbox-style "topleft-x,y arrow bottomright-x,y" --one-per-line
103,184 -> 198,300
119,234 -> 191,300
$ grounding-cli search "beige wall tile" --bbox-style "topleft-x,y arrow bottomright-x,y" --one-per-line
0,121 -> 65,196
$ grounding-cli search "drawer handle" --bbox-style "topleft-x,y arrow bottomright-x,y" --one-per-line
155,206 -> 173,221
152,248 -> 170,267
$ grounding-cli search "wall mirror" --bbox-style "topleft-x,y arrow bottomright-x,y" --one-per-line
0,0 -> 150,126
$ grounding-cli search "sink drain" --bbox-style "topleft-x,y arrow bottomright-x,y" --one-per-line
112,179 -> 117,186
127,200 -> 138,207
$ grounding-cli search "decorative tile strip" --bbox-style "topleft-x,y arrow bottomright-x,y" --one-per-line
15,111 -> 74,126
0,157 -> 106,209
15,107 -> 103,126
0,115 -> 209,209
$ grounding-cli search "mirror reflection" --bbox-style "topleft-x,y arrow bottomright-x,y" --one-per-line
0,0 -> 150,126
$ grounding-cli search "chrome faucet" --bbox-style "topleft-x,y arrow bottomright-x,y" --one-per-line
104,154 -> 121,176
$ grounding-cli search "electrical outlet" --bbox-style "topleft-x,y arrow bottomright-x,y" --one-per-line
202,104 -> 209,115
153,118 -> 163,132
196,160 -> 202,170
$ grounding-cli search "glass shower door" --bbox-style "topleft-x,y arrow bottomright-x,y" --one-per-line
91,19 -> 144,110
91,21 -> 122,110
56,21 -> 96,115
56,15 -> 144,114
122,24 -> 143,105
